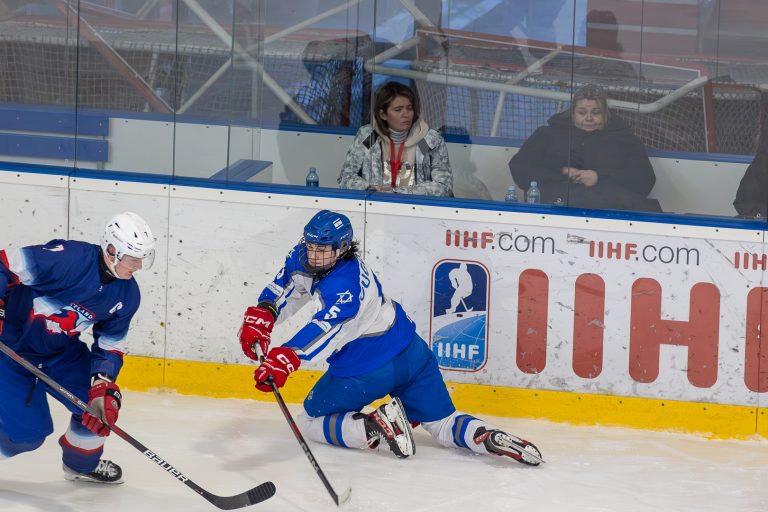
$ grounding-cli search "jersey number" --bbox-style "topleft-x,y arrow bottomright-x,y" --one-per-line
324,305 -> 341,320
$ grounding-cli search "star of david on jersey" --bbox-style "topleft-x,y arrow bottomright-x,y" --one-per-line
335,290 -> 353,304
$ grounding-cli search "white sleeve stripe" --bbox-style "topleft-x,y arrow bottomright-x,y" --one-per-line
7,248 -> 33,284
299,322 -> 343,354
275,280 -> 296,312
96,335 -> 128,354
303,326 -> 343,360
352,313 -> 396,339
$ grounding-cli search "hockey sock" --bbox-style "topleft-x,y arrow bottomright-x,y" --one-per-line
59,417 -> 105,473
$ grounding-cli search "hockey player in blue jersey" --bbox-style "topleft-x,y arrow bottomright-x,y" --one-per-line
239,210 -> 542,465
0,212 -> 156,484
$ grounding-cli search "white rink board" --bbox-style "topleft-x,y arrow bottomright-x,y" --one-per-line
363,203 -> 767,407
163,184 -> 365,368
67,176 -> 172,359
0,169 -> 767,408
0,170 -> 69,248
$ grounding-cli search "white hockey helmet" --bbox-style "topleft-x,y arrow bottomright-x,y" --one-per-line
101,212 -> 156,275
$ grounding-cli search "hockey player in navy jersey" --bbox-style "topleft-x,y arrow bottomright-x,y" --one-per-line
0,212 -> 156,484
239,210 -> 542,465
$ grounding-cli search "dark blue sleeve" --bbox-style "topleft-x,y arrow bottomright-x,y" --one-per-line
91,282 -> 141,379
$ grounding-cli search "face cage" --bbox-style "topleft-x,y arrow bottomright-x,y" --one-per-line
299,238 -> 343,275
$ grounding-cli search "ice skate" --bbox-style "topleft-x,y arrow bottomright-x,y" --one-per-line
64,459 -> 124,484
361,397 -> 415,458
474,427 -> 543,466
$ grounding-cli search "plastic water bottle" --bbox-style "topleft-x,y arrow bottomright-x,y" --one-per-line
306,167 -> 319,187
504,185 -> 518,203
526,181 -> 541,204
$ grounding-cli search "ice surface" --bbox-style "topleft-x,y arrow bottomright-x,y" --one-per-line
1,391 -> 766,512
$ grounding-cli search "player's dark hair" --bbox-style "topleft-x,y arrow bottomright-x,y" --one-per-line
339,240 -> 360,261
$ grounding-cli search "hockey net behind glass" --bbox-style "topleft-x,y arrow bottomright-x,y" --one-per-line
410,28 -> 767,154
0,17 -> 371,127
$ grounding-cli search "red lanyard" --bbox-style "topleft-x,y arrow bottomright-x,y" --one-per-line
388,138 -> 406,188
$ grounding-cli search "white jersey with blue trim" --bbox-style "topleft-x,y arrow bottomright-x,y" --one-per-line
258,244 -> 415,377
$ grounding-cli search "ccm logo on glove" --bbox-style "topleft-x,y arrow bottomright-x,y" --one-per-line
253,346 -> 301,392
239,306 -> 276,360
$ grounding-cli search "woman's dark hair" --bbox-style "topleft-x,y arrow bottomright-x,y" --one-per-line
372,81 -> 420,136
571,85 -> 610,125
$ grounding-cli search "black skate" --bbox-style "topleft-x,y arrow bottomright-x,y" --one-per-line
64,459 -> 124,484
358,397 -> 415,458
474,427 -> 544,466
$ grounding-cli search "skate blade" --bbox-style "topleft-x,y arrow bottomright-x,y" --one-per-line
387,398 -> 415,457
493,434 -> 545,465
64,472 -> 125,484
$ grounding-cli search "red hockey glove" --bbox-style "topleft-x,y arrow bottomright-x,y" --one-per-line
239,306 -> 276,361
82,380 -> 122,437
254,346 -> 300,393
0,299 -> 5,335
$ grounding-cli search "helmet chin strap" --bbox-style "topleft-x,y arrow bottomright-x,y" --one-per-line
103,248 -> 124,279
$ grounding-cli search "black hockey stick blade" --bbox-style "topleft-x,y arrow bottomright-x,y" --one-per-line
0,341 -> 276,510
199,480 -> 277,510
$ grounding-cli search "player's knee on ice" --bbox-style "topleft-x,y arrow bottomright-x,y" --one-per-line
0,430 -> 45,457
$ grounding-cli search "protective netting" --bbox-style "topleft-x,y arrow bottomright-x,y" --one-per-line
1,17 -> 765,154
0,19 -> 371,127
273,38 -> 372,127
412,30 -> 768,154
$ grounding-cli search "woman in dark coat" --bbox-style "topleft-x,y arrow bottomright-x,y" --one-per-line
508,85 -> 660,212
733,153 -> 768,218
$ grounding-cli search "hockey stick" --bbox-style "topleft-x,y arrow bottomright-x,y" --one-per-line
255,347 -> 351,507
0,341 -> 276,510
264,379 -> 351,507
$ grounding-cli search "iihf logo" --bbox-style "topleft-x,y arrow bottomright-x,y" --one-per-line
429,259 -> 489,371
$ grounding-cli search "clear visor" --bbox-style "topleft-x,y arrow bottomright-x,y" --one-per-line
113,247 -> 155,271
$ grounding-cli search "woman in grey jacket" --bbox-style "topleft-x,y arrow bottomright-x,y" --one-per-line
337,82 -> 453,197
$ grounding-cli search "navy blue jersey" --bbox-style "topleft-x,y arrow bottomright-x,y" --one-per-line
0,239 -> 141,379
258,244 -> 415,377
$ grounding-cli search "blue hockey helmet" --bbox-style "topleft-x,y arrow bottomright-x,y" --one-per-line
300,210 -> 353,274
